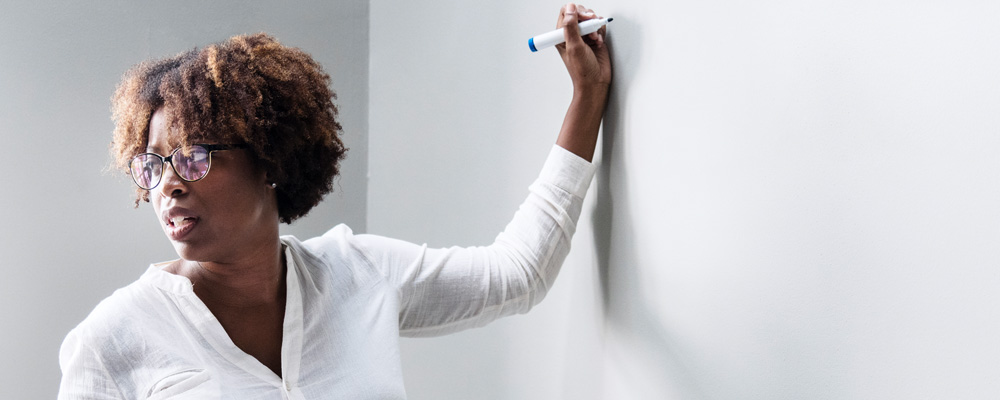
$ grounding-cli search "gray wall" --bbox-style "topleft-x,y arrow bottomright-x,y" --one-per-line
371,0 -> 1000,399
0,1 -> 368,398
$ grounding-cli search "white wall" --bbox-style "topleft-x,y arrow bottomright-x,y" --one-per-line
0,2 -> 367,398
8,1 -> 1000,398
371,0 -> 1000,399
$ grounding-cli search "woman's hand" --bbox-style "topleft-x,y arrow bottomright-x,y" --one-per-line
555,3 -> 612,93
553,3 -> 612,162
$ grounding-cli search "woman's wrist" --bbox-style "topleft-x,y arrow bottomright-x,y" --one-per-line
557,87 -> 609,162
573,82 -> 610,98
570,86 -> 610,123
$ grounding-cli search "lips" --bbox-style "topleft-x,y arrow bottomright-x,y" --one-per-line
162,208 -> 200,241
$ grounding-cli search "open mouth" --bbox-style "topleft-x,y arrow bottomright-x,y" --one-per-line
165,216 -> 199,240
168,216 -> 197,228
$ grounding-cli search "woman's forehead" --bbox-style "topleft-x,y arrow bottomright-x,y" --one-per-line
145,109 -> 172,152
145,108 -> 218,152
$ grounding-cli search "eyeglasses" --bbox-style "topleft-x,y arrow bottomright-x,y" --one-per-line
129,144 -> 247,190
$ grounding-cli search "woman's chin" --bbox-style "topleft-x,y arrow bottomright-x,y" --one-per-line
170,241 -> 210,262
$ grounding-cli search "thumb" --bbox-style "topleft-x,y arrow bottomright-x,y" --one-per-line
561,4 -> 584,49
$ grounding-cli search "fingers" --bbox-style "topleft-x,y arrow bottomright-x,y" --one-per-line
577,6 -> 605,46
556,3 -> 567,28
578,6 -> 599,42
557,3 -> 599,26
594,20 -> 606,47
557,3 -> 577,28
560,3 -> 584,51
557,3 -> 605,48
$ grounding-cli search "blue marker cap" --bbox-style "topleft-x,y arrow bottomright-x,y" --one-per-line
528,37 -> 538,52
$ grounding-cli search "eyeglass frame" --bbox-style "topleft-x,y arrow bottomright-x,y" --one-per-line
128,143 -> 248,190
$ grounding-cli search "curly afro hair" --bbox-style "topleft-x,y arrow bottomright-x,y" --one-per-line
110,33 -> 346,224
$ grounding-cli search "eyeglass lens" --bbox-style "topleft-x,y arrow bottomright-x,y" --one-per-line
130,154 -> 162,189
129,146 -> 211,189
173,147 -> 210,181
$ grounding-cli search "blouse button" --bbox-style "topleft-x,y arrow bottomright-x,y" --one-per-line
285,381 -> 292,391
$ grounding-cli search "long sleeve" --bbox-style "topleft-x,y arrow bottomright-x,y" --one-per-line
353,145 -> 597,337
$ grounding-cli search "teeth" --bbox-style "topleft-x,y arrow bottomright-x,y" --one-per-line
170,217 -> 193,227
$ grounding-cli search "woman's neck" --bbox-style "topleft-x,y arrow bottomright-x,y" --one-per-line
170,241 -> 287,308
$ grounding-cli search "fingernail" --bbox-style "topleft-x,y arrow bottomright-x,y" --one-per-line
565,3 -> 576,14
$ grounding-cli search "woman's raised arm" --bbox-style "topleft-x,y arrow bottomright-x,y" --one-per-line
554,3 -> 612,162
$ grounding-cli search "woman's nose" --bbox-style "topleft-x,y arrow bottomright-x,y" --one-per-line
157,161 -> 187,198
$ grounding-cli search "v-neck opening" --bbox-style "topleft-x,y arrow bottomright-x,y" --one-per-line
155,243 -> 304,389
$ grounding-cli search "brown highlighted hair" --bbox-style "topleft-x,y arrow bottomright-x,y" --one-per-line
110,33 -> 346,223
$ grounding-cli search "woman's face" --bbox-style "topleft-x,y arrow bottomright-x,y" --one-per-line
146,108 -> 279,263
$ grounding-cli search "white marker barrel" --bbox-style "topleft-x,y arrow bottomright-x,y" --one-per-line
528,17 -> 612,52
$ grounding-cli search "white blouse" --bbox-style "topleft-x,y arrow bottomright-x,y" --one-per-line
58,145 -> 596,399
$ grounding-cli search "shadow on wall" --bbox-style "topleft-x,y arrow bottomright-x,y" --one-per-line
590,16 -> 707,399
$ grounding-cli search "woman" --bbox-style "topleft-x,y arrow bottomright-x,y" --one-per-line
59,3 -> 610,398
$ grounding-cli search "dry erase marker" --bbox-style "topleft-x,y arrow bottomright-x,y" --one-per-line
528,17 -> 613,52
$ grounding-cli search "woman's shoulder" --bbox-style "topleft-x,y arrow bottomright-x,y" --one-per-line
285,224 -> 388,289
65,267 -> 182,346
59,267 -> 205,397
